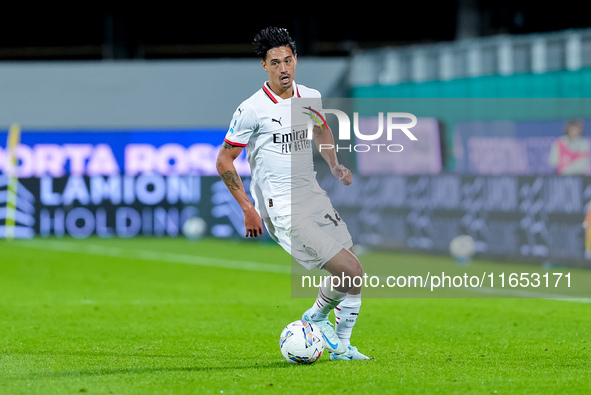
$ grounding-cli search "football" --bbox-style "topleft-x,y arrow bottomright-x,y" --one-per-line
279,320 -> 325,364
449,234 -> 476,264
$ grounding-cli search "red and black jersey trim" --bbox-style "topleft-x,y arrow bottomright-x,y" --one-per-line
262,83 -> 279,103
262,82 -> 301,103
224,138 -> 247,147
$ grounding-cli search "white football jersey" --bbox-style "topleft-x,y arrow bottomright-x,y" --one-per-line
224,81 -> 326,219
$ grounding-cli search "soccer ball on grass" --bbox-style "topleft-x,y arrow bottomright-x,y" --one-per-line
279,320 -> 325,364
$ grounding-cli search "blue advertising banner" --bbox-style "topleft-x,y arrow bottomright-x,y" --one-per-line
0,129 -> 250,178
0,174 -> 257,240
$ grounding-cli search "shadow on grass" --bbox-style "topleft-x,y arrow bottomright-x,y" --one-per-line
12,359 -> 331,379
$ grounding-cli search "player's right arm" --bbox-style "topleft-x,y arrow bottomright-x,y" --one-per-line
216,104 -> 264,238
216,142 -> 263,238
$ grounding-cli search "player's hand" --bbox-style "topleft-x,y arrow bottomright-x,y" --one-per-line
331,164 -> 352,186
244,206 -> 264,237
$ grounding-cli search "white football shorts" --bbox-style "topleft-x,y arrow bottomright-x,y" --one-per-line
264,200 -> 353,271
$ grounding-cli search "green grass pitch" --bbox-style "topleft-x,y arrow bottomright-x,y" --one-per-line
1,237 -> 590,394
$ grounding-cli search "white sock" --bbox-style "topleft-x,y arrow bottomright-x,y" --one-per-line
334,295 -> 361,347
308,281 -> 348,321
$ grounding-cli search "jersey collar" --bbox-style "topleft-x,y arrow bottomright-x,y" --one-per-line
262,81 -> 301,103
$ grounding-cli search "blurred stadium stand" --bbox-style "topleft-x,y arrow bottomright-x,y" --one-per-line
350,29 -> 591,85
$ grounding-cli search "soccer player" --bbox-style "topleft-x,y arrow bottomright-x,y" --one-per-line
216,26 -> 370,361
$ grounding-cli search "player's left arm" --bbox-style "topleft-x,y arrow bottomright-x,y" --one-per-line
312,124 -> 352,186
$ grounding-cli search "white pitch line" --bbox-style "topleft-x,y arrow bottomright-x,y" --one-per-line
17,240 -> 291,274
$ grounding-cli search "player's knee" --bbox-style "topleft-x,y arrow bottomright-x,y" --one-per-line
344,256 -> 363,279
342,263 -> 363,293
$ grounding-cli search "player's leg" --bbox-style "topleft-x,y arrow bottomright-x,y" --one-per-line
329,246 -> 371,360
301,247 -> 361,354
303,247 -> 361,321
318,209 -> 369,358
334,246 -> 361,346
298,201 -> 370,358
334,294 -> 361,348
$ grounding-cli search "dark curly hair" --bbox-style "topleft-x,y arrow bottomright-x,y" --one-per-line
253,26 -> 297,60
